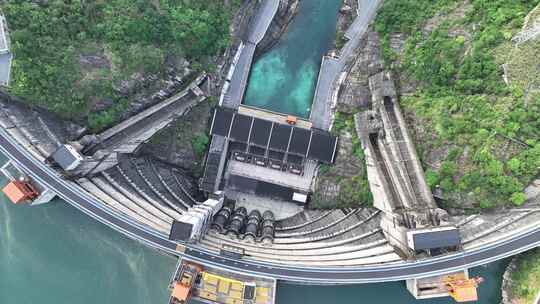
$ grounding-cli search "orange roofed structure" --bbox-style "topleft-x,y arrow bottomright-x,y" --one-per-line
2,180 -> 39,204
445,275 -> 483,302
171,283 -> 190,303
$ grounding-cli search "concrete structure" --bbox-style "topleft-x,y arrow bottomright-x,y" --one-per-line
220,0 -> 280,109
310,0 -> 382,130
170,195 -> 224,243
203,107 -> 337,215
355,71 -> 455,256
51,144 -> 83,171
73,74 -> 207,176
2,0 -> 540,297
406,270 -> 472,300
4,119 -> 540,283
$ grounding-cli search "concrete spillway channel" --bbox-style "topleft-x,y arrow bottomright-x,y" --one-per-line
275,210 -> 333,231
198,209 -> 399,266
89,74 -> 207,155
220,0 -> 280,109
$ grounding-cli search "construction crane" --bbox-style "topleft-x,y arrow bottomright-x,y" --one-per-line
443,274 -> 484,303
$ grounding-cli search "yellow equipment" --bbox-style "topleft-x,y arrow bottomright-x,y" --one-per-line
443,274 -> 484,303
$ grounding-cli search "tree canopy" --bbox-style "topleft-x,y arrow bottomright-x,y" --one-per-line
3,0 -> 235,129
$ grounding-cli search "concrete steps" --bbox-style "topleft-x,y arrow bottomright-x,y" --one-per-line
129,157 -> 186,213
77,178 -> 170,234
149,159 -> 197,207
276,209 -> 364,238
275,210 -> 332,231
200,236 -> 396,262
91,176 -> 173,228
1,104 -> 59,158
109,166 -> 183,220
205,228 -> 385,251
100,172 -> 177,222
275,210 -> 345,237
242,251 -> 401,266
463,211 -> 540,250
273,210 -> 381,244
461,211 -> 536,245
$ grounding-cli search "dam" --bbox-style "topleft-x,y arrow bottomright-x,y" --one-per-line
0,0 -> 539,304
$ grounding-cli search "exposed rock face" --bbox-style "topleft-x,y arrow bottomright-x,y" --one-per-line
138,2 -> 264,179
0,92 -> 85,141
255,0 -> 299,57
336,0 -> 358,40
501,257 -> 517,304
112,58 -> 193,120
139,99 -> 212,176
337,31 -> 384,113
210,1 -> 258,98
312,128 -> 366,208
332,130 -> 363,177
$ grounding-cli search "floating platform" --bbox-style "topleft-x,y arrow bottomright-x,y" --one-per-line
169,258 -> 276,304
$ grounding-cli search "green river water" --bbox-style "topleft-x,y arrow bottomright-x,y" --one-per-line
0,1 -> 509,303
243,0 -> 342,118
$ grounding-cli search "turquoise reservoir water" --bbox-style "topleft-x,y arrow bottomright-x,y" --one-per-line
243,0 -> 342,118
276,261 -> 508,304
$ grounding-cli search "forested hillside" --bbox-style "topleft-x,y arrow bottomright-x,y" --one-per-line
376,0 -> 540,210
2,0 -> 237,129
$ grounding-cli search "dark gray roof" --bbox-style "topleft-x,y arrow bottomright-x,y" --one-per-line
411,228 -> 461,251
51,145 -> 79,170
210,107 -> 338,164
169,220 -> 193,241
201,152 -> 221,193
227,174 -> 296,202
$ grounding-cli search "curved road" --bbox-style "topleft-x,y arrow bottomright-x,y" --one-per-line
1,127 -> 540,284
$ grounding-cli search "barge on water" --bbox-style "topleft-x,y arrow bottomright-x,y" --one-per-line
168,258 -> 276,304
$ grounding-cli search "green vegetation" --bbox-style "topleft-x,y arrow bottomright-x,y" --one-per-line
3,0 -> 237,130
191,134 -> 209,159
335,30 -> 347,50
312,112 -> 372,209
510,249 -> 540,304
375,0 -> 540,209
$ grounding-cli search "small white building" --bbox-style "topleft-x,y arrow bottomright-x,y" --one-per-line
51,144 -> 83,171
169,195 -> 224,243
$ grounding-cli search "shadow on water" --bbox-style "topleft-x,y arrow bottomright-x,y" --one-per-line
244,0 -> 342,118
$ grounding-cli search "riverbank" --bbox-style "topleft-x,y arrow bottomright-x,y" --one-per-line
255,0 -> 300,58
502,249 -> 540,304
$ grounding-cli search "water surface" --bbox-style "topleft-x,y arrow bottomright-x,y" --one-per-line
276,260 -> 508,304
243,0 -> 342,118
0,172 -> 176,304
